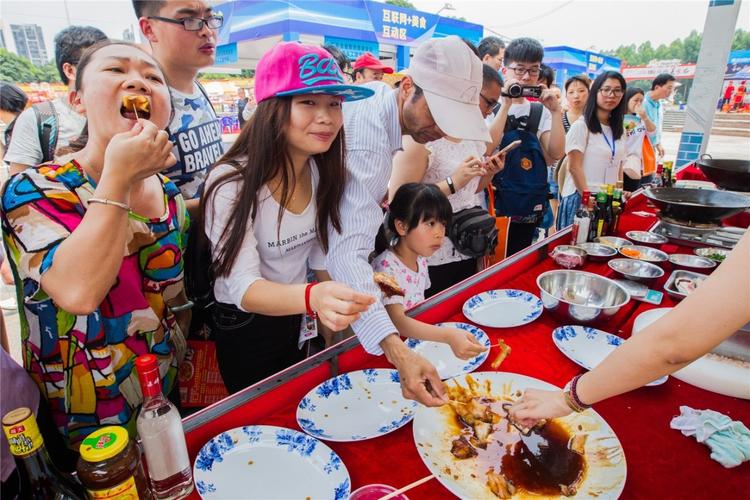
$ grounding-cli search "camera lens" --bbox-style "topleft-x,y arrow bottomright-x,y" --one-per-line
507,83 -> 522,98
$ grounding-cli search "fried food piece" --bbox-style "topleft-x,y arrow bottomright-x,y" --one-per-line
486,467 -> 516,499
373,272 -> 405,298
450,436 -> 477,459
569,433 -> 587,455
560,483 -> 579,496
456,398 -> 496,427
122,95 -> 150,114
490,340 -> 511,369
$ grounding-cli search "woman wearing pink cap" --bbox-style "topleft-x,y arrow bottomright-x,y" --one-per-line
199,42 -> 376,393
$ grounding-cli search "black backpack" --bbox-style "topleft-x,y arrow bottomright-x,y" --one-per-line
491,102 -> 549,219
449,206 -> 498,258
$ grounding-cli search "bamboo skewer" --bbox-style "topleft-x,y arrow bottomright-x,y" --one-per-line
378,474 -> 436,500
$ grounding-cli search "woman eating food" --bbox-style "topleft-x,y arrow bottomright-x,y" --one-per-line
1,40 -> 188,448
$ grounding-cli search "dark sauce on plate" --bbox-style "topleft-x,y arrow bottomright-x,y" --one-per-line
452,399 -> 586,496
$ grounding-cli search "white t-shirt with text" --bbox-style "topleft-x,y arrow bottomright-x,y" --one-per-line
623,114 -> 647,160
205,162 -> 325,310
561,119 -> 626,198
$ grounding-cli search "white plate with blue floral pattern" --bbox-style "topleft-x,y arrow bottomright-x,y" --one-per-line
296,369 -> 418,442
552,325 -> 667,386
462,289 -> 543,328
193,425 -> 350,499
405,322 -> 490,380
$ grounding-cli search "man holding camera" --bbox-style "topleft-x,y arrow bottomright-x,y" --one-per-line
490,37 -> 565,255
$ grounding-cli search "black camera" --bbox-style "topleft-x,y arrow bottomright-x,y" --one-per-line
504,84 -> 543,99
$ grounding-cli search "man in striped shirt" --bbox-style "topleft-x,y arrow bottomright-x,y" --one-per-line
322,37 -> 491,406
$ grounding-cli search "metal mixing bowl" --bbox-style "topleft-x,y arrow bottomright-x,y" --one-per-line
668,253 -> 718,272
608,258 -> 665,284
594,236 -> 631,249
536,270 -> 630,325
620,244 -> 669,263
626,230 -> 669,246
577,242 -> 618,262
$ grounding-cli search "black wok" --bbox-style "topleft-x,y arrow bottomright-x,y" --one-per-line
643,187 -> 750,223
697,156 -> 750,192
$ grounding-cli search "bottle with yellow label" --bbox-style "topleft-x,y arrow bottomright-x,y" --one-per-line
76,426 -> 153,500
2,407 -> 86,500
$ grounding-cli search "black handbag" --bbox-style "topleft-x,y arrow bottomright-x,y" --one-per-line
449,206 -> 499,258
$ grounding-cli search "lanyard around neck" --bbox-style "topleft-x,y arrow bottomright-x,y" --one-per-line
601,129 -> 616,160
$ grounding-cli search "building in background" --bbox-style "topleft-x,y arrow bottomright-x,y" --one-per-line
211,0 -> 482,73
122,27 -> 136,42
543,46 -> 621,87
0,29 -> 6,50
10,23 -> 48,66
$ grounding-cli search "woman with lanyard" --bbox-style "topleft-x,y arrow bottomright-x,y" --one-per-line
557,71 -> 627,229
200,43 -> 376,394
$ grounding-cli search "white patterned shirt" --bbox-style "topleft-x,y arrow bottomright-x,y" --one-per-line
322,82 -> 402,355
372,250 -> 430,309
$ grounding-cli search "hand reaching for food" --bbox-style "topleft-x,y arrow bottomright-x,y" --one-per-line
443,327 -> 488,360
507,388 -> 572,430
309,281 -> 375,331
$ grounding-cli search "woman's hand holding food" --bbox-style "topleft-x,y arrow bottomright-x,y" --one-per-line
451,156 -> 487,190
508,388 -> 573,429
443,327 -> 488,360
103,120 -> 176,187
309,281 -> 375,331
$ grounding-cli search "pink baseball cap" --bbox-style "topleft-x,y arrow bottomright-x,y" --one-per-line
255,42 -> 374,103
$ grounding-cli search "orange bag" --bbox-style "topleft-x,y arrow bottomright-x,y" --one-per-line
481,185 -> 510,269
642,135 -> 656,176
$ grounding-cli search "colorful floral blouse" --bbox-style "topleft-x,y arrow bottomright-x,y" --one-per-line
1,160 -> 189,448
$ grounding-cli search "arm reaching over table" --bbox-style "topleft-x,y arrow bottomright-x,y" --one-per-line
510,229 -> 750,428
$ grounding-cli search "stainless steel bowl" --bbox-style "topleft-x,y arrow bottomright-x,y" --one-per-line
625,230 -> 669,246
608,258 -> 665,284
577,242 -> 618,262
549,245 -> 587,269
536,270 -> 630,325
620,244 -> 669,263
694,247 -> 730,263
594,236 -> 631,249
668,253 -> 718,271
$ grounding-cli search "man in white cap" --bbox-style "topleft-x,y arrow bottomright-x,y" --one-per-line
317,36 -> 490,406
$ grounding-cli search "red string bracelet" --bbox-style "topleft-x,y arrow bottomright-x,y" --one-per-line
305,282 -> 319,319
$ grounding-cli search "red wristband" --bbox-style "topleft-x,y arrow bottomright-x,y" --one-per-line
305,282 -> 319,319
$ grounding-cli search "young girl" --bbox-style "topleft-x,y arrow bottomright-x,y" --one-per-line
557,71 -> 627,229
1,41 -> 188,448
201,42 -> 375,394
622,87 -> 657,191
372,183 -> 487,360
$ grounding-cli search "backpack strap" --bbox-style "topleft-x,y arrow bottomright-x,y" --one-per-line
33,101 -> 58,163
194,80 -> 217,119
525,102 -> 544,136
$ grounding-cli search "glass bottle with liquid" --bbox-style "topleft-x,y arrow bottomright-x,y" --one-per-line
135,355 -> 194,499
2,407 -> 86,500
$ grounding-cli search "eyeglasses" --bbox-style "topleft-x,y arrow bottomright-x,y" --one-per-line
148,14 -> 223,31
508,65 -> 541,77
479,93 -> 498,109
599,87 -> 624,97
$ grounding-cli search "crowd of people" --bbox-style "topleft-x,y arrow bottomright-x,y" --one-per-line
1,1 -> 747,496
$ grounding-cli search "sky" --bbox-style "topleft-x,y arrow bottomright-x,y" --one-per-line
1,0 -> 749,63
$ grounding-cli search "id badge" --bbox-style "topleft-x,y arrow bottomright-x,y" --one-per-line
298,313 -> 318,349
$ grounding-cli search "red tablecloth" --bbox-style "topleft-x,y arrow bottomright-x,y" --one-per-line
183,195 -> 749,499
